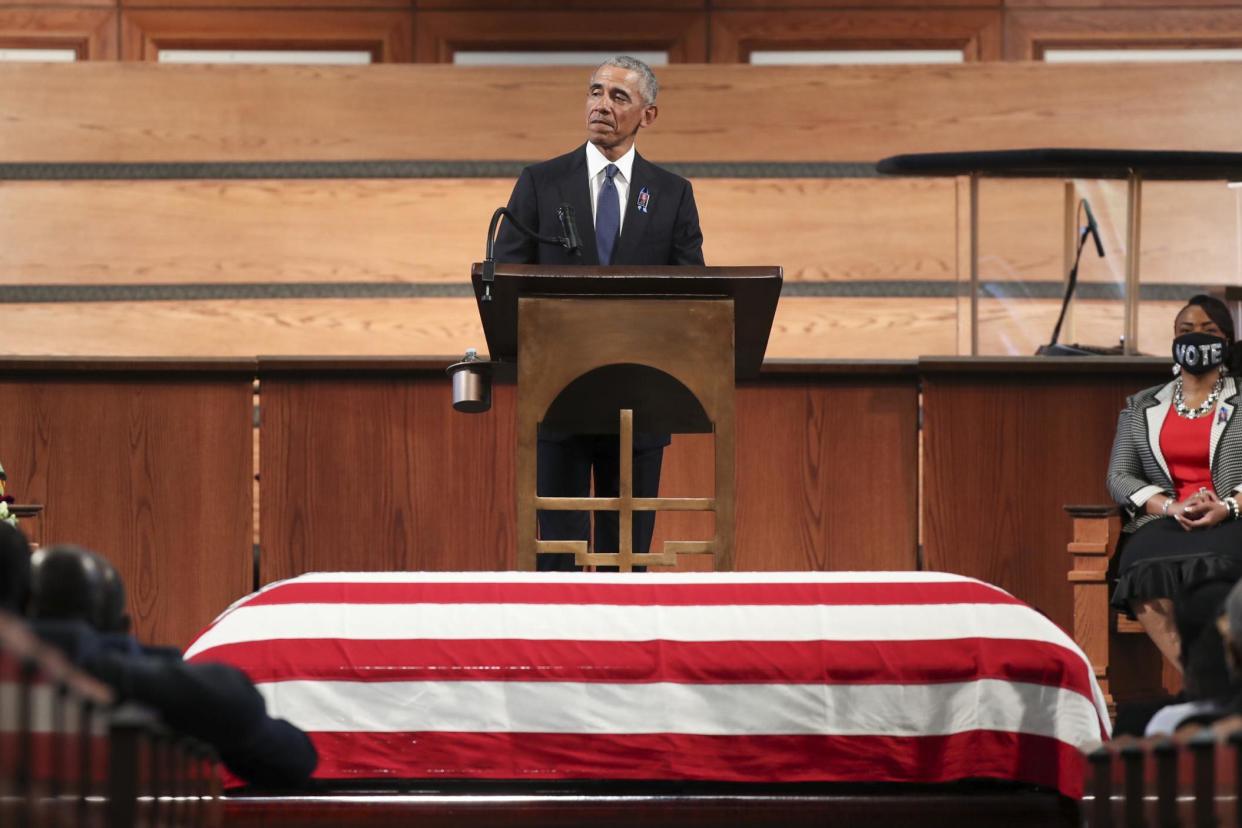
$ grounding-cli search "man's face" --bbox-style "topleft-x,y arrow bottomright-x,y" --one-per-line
585,65 -> 657,159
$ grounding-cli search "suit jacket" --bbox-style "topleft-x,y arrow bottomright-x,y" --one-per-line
1107,376 -> 1242,532
493,144 -> 704,267
495,145 -> 704,450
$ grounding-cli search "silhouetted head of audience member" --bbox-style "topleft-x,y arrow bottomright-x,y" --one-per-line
0,521 -> 32,614
1218,578 -> 1242,684
29,545 -> 129,633
1177,577 -> 1235,700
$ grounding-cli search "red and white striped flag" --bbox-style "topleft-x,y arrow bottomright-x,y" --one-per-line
185,571 -> 1109,798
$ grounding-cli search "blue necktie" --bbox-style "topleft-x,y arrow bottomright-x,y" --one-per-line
596,163 -> 620,265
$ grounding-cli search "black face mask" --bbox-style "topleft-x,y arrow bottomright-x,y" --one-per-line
1173,332 -> 1229,376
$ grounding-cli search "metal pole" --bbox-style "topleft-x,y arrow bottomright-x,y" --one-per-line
1063,182 -> 1077,343
1124,171 -> 1143,355
970,173 -> 980,356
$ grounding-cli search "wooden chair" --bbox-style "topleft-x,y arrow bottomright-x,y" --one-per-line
10,504 -> 42,547
1066,505 -> 1177,717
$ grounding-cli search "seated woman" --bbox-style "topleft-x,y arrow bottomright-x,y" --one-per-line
1108,294 -> 1242,670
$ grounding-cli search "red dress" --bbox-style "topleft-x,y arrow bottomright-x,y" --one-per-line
1159,408 -> 1215,501
1112,397 -> 1242,615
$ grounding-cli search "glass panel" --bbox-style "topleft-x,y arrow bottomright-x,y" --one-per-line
453,51 -> 668,66
157,50 -> 372,65
749,49 -> 964,66
0,49 -> 76,62
970,179 -> 1128,355
1136,180 -> 1240,359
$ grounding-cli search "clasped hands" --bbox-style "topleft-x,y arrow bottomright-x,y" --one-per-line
1167,489 -> 1229,531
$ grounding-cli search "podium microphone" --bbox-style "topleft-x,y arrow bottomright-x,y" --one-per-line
557,204 -> 582,254
482,206 -> 583,301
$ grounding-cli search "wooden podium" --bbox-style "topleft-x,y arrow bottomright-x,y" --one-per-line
471,264 -> 782,572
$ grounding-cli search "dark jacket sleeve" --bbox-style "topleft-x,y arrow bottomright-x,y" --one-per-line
89,654 -> 318,788
493,166 -> 539,265
670,179 -> 704,266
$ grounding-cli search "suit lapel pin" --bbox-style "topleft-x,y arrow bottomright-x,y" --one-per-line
636,187 -> 650,213
1219,405 -> 1231,426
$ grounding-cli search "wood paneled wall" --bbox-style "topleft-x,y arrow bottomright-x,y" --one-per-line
0,357 -> 1170,647
3,178 -> 1230,287
1,62 -> 1238,361
0,363 -> 255,648
922,360 -> 1170,632
6,2 -> 1242,63
7,62 -> 1242,163
257,369 -> 920,581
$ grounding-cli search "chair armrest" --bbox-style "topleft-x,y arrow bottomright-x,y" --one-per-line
1064,504 -> 1122,518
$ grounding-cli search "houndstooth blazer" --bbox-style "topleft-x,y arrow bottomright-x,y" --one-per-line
1107,376 -> 1242,533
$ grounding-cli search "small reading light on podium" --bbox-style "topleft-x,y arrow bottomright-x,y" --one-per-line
447,349 -> 493,413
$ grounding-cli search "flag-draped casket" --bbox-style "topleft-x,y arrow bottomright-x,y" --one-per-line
185,571 -> 1109,798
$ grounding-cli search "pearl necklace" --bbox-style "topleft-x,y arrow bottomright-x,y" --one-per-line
1173,375 -> 1225,419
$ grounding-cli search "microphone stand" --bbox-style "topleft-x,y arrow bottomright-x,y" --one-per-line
481,207 -> 578,302
1038,199 -> 1106,355
1044,225 -> 1092,351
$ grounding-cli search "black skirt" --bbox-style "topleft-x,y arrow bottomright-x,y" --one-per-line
1110,517 -> 1242,613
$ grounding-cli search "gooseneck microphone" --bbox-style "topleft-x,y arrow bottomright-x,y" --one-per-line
1082,198 -> 1106,259
480,204 -> 583,301
557,204 -> 583,255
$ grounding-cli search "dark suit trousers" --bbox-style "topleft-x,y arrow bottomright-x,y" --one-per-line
536,435 -> 664,572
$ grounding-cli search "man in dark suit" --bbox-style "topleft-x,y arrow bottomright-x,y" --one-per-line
494,55 -> 704,570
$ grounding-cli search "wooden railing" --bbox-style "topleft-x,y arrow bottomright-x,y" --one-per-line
1084,727 -> 1242,827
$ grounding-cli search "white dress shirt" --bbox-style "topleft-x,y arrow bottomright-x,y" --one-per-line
585,141 -> 634,235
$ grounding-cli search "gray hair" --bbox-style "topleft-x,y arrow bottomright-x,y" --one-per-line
595,55 -> 659,105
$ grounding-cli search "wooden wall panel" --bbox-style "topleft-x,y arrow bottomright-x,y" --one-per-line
2,177 -> 1232,288
5,62 -> 1242,162
735,380 -> 917,569
0,9 -> 117,58
120,10 -> 413,62
0,297 -> 1192,359
710,9 -> 1003,62
1005,8 -> 1242,59
0,177 -> 958,285
258,372 -> 917,581
0,297 -> 960,359
922,367 -> 1168,632
0,179 -> 513,285
123,0 -> 405,10
0,298 -> 488,358
259,375 -> 517,578
718,0 -> 999,6
412,11 -> 708,63
1008,0 -> 1242,7
419,1 -> 706,9
0,371 -> 254,647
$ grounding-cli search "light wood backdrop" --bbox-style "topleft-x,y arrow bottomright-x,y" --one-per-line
2,61 -> 1240,360
9,2 -> 1242,63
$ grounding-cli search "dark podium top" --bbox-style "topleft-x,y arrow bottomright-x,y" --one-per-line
876,148 -> 1242,181
470,263 -> 783,379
